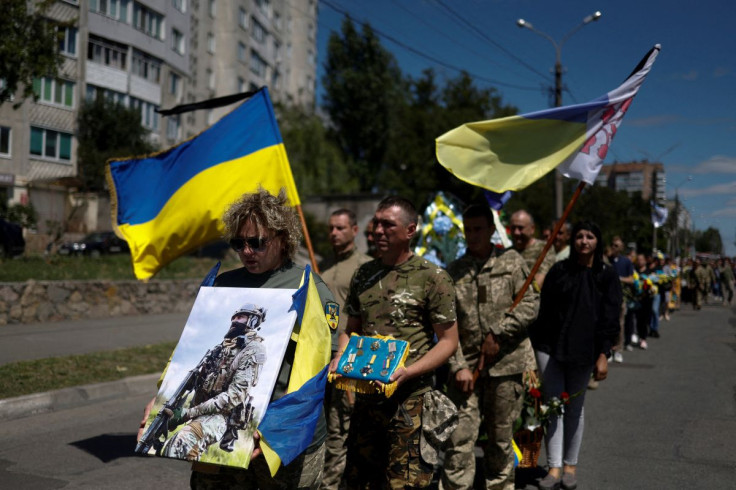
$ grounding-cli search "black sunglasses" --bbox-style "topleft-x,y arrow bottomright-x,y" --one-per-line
229,236 -> 270,252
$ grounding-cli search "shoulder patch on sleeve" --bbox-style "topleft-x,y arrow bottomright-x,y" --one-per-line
325,301 -> 339,331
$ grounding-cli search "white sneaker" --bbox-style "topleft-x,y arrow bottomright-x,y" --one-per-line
613,352 -> 624,363
631,333 -> 639,344
639,339 -> 648,350
625,345 -> 634,352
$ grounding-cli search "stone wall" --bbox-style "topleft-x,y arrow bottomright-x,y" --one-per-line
0,279 -> 200,325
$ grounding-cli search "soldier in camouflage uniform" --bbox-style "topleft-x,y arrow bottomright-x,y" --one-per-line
319,209 -> 371,490
693,258 -> 710,310
509,210 -> 556,289
163,303 -> 267,461
441,204 -> 538,490
330,196 -> 458,489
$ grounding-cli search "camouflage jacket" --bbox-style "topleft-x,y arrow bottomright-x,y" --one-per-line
188,333 -> 266,419
346,255 -> 456,369
446,248 -> 538,377
518,239 -> 556,287
320,248 -> 371,334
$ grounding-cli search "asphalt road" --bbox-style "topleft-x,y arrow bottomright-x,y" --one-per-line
0,303 -> 733,488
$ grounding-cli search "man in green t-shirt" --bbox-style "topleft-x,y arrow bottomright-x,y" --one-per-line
329,196 -> 458,489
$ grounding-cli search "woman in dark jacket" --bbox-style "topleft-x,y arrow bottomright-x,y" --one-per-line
530,221 -> 622,490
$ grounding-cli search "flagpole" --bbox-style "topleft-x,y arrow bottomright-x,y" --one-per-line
509,181 -> 587,310
296,205 -> 320,274
472,181 -> 586,383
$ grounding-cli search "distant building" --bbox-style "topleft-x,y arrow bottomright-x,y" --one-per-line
0,0 -> 317,247
595,161 -> 666,202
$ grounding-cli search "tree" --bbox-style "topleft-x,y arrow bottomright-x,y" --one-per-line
695,227 -> 723,254
77,98 -> 156,191
322,18 -> 405,190
275,103 -> 356,197
380,69 -> 517,208
0,0 -> 68,104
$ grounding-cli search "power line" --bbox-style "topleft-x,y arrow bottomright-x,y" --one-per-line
319,0 -> 541,92
432,0 -> 554,83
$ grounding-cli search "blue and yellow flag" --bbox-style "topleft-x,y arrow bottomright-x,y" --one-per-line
106,87 -> 300,280
258,265 -> 332,475
436,45 -> 660,192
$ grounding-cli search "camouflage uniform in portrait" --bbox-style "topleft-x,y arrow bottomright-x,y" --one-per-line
320,247 -> 371,490
343,255 -> 457,489
163,304 -> 267,461
441,248 -> 538,490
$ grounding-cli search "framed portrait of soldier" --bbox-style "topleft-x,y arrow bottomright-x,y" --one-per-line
136,286 -> 298,469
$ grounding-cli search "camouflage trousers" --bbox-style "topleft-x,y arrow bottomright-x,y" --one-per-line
190,442 -> 325,489
344,392 -> 432,489
320,387 -> 353,490
440,374 -> 524,490
162,414 -> 227,461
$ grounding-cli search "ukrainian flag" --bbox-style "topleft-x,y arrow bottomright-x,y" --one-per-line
258,265 -> 332,475
107,87 -> 299,280
436,45 -> 660,192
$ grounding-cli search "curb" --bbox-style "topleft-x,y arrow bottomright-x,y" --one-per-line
0,373 -> 159,421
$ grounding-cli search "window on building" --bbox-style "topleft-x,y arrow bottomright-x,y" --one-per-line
0,127 -> 10,157
167,115 -> 180,140
207,32 -> 215,53
58,26 -> 78,56
307,48 -> 314,66
130,97 -> 160,130
208,0 -> 216,17
273,40 -> 281,62
131,49 -> 162,82
249,50 -> 266,77
237,42 -> 246,62
237,77 -> 246,93
88,35 -> 128,70
30,127 -> 72,161
273,11 -> 281,30
133,2 -> 164,40
172,29 -> 185,55
255,0 -> 269,17
33,77 -> 75,108
238,8 -> 248,29
85,84 -> 127,105
90,0 -> 130,22
251,17 -> 266,44
271,69 -> 280,90
172,0 -> 186,13
207,69 -> 215,90
206,109 -> 214,126
169,72 -> 181,97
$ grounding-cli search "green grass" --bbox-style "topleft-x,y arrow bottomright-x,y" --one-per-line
0,254 -> 242,282
0,342 -> 177,399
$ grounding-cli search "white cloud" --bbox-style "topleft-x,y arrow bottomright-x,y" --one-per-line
711,207 -> 736,218
680,180 -> 736,198
690,155 -> 736,174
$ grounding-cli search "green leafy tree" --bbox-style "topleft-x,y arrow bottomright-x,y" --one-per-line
381,69 -> 517,208
77,98 -> 156,191
275,103 -> 356,197
322,18 -> 405,190
695,227 -> 723,254
1,0 -> 68,104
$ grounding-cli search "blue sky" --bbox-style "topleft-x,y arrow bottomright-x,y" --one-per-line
314,0 -> 736,255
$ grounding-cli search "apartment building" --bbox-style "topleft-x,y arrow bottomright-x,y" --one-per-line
0,0 -> 317,244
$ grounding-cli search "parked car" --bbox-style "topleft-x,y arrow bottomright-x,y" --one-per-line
0,218 -> 25,258
57,231 -> 130,257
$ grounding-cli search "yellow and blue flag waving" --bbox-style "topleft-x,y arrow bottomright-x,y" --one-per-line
436,45 -> 660,192
258,265 -> 332,475
106,87 -> 300,280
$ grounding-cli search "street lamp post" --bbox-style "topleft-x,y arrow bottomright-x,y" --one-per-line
672,175 -> 693,257
517,11 -> 602,219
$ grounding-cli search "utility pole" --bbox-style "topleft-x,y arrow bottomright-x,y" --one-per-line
517,11 -> 602,219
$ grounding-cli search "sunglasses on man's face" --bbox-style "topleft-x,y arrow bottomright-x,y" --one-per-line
229,236 -> 270,252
